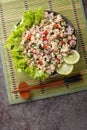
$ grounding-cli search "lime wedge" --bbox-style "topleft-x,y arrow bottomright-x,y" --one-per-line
64,50 -> 80,64
56,62 -> 73,75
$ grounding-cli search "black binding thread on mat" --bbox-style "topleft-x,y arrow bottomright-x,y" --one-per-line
0,2 -> 19,99
71,0 -> 87,68
24,0 -> 28,10
40,81 -> 45,94
48,0 -> 53,11
0,3 -> 7,39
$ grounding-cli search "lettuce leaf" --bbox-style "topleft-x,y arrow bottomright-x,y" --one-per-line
6,8 -> 49,80
23,10 -> 35,27
35,8 -> 44,24
25,66 -> 49,80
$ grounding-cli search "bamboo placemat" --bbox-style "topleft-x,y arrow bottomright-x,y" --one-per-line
0,0 -> 87,104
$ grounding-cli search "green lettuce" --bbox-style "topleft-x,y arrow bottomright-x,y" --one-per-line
25,66 -> 49,80
6,8 -> 49,80
35,8 -> 44,24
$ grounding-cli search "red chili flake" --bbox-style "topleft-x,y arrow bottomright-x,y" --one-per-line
39,60 -> 43,65
61,41 -> 65,45
57,34 -> 62,39
26,34 -> 32,41
43,37 -> 48,41
54,23 -> 59,29
43,44 -> 48,49
43,30 -> 48,35
56,57 -> 60,61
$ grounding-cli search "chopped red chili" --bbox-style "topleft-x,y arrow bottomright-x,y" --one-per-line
54,23 -> 59,29
43,44 -> 48,49
56,57 -> 60,61
43,37 -> 48,41
43,30 -> 48,35
39,60 -> 43,65
57,34 -> 62,39
61,41 -> 65,45
26,34 -> 32,41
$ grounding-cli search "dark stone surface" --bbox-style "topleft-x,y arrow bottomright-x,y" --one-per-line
0,1 -> 87,130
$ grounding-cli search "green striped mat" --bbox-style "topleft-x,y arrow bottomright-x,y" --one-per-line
0,0 -> 87,104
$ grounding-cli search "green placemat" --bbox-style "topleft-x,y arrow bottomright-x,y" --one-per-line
0,0 -> 87,104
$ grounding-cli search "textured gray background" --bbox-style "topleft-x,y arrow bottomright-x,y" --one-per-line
0,0 -> 87,130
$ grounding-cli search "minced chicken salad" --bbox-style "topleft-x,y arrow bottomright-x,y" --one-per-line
7,8 -> 79,80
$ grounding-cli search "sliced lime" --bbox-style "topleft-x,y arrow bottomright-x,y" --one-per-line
64,50 -> 80,64
56,62 -> 73,75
